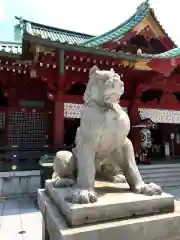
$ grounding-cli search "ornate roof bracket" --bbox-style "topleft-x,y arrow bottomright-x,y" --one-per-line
139,108 -> 180,124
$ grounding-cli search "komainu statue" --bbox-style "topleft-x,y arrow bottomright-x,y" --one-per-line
52,65 -> 162,204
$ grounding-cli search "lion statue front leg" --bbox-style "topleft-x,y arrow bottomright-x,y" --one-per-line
114,138 -> 162,195
66,143 -> 98,204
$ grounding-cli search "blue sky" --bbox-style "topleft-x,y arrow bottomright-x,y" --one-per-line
0,0 -> 180,46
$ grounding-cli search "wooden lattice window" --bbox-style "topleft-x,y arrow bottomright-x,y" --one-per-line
8,111 -> 48,145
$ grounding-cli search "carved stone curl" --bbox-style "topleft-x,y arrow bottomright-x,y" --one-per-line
52,66 -> 162,204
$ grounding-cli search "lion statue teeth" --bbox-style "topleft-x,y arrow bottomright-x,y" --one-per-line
52,65 -> 162,204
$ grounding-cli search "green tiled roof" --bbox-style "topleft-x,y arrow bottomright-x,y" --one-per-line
81,0 -> 150,47
141,48 -> 180,59
0,41 -> 22,54
15,17 -> 93,45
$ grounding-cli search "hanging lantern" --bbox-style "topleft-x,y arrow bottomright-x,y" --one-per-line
6,61 -> 8,64
80,57 -> 83,62
12,69 -> 15,72
140,128 -> 152,149
65,66 -> 69,70
87,58 -> 90,62
66,55 -> 69,60
73,56 -> 76,60
40,63 -> 43,66
7,68 -> 10,71
46,64 -> 50,68
78,68 -> 81,71
100,60 -> 103,64
171,59 -> 176,67
12,165 -> 17,170
83,68 -> 87,72
53,64 -> 56,68
93,60 -> 96,64
72,67 -> 75,71
30,69 -> 37,78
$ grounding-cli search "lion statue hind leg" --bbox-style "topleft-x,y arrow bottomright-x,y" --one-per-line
52,151 -> 76,188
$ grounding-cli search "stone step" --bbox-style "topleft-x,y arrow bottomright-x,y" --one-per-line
138,164 -> 180,190
153,181 -> 180,189
143,176 -> 180,183
138,163 -> 180,170
141,171 -> 180,179
139,167 -> 180,174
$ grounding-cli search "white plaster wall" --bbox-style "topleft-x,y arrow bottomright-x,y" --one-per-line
0,170 -> 40,197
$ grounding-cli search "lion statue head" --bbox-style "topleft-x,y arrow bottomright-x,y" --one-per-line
84,65 -> 124,107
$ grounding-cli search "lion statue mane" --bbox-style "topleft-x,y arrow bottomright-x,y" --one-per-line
52,65 -> 162,204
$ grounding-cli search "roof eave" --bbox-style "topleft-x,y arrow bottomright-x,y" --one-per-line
23,33 -> 142,61
23,32 -> 180,62
0,51 -> 20,59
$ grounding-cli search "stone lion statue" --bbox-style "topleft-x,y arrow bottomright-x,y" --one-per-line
52,65 -> 162,204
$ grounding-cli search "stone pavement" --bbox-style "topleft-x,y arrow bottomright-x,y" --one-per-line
0,196 -> 42,240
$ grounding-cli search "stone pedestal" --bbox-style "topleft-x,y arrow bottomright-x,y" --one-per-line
45,180 -> 174,227
37,180 -> 180,240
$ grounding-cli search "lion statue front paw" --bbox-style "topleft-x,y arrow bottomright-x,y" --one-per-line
134,182 -> 162,196
65,189 -> 98,204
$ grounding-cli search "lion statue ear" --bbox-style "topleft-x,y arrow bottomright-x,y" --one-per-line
89,65 -> 100,78
110,68 -> 115,73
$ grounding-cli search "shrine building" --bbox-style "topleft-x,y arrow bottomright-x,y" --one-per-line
1,0 -> 180,171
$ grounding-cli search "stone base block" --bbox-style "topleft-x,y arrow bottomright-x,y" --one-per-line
0,171 -> 40,197
45,179 -> 174,227
38,189 -> 180,240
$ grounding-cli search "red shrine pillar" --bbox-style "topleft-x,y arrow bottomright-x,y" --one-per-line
53,101 -> 64,148
53,49 -> 65,149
